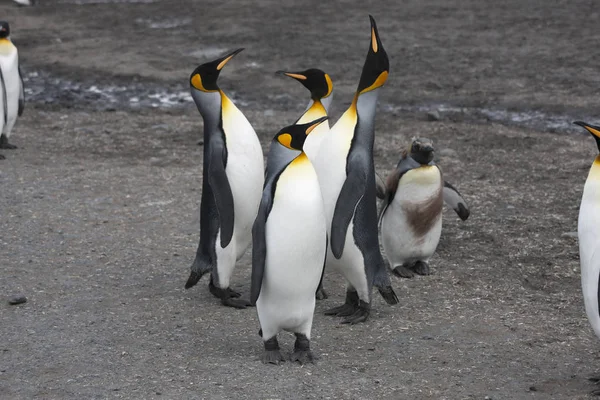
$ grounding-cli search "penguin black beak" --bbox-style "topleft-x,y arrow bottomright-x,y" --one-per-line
215,48 -> 244,71
422,145 -> 434,153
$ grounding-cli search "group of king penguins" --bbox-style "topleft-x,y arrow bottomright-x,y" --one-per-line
3,11 -> 600,368
181,15 -> 472,364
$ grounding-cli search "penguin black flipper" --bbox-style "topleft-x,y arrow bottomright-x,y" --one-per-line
17,65 -> 24,116
330,156 -> 368,259
250,174 -> 279,305
208,136 -> 235,248
0,67 -> 7,125
378,156 -> 422,222
443,180 -> 470,221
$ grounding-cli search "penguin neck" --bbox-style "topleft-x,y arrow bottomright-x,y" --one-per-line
290,151 -> 309,166
321,93 -> 334,114
191,89 -> 222,136
588,155 -> 600,181
351,88 -> 381,150
298,100 -> 327,124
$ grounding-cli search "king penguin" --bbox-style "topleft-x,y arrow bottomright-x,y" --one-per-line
265,68 -> 333,178
311,15 -> 398,324
265,68 -> 333,300
251,116 -> 328,364
378,137 -> 470,278
0,21 -> 25,158
184,49 -> 265,309
574,121 -> 600,343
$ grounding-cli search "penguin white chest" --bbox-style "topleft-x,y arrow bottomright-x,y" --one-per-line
312,111 -> 355,233
257,158 -> 326,335
381,166 -> 443,265
578,160 -> 600,340
221,98 -> 265,255
0,40 -> 20,134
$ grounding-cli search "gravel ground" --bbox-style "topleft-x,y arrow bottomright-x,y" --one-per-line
2,1 -> 600,399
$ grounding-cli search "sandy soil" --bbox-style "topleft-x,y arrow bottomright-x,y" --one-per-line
2,1 -> 600,399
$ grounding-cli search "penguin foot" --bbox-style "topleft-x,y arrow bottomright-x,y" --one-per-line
324,290 -> 360,316
290,350 -> 315,365
0,134 -> 16,149
315,286 -> 328,300
392,265 -> 415,279
341,300 -> 370,324
262,350 -> 285,365
226,287 -> 242,298
261,337 -> 285,365
291,333 -> 314,364
324,303 -> 355,316
411,261 -> 430,276
221,297 -> 253,309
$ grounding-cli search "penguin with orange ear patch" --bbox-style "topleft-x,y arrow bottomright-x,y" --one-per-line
184,49 -> 264,309
0,21 -> 25,158
574,121 -> 600,348
251,117 -> 328,365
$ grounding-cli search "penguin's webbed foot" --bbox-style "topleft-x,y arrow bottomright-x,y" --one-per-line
221,297 -> 253,309
315,286 -> 328,300
261,337 -> 285,365
0,134 -> 16,149
262,350 -> 285,365
412,261 -> 430,276
209,278 -> 252,308
341,300 -> 370,324
392,265 -> 415,278
324,289 -> 359,317
226,287 -> 242,298
290,350 -> 315,365
291,333 -> 314,365
324,303 -> 355,316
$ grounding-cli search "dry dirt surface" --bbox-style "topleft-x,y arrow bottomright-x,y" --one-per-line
2,1 -> 600,399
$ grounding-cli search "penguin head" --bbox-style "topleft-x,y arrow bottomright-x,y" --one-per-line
275,116 -> 328,151
574,121 -> 600,152
276,68 -> 333,101
0,22 -> 10,38
356,15 -> 389,95
189,48 -> 244,93
410,137 -> 435,164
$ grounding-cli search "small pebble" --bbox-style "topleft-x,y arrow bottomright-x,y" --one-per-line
426,110 -> 441,121
8,295 -> 27,305
529,386 -> 537,392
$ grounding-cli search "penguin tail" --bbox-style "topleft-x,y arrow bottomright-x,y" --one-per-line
373,259 -> 399,305
184,256 -> 212,289
377,286 -> 399,305
184,271 -> 202,289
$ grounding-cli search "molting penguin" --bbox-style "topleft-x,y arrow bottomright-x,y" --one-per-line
184,49 -> 265,308
251,117 -> 328,365
378,137 -> 469,278
265,68 -> 333,178
0,21 -> 25,158
311,15 -> 398,324
574,121 -> 600,343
